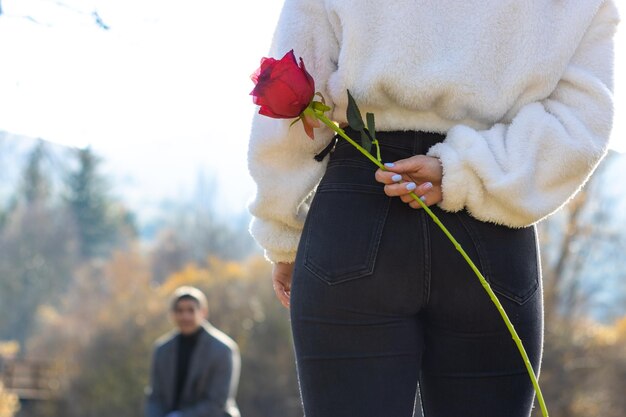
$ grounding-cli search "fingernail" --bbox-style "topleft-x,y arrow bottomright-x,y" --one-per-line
384,162 -> 395,168
420,195 -> 427,202
424,182 -> 433,190
406,182 -> 416,191
392,174 -> 402,182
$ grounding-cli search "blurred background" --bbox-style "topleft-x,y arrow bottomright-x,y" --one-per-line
0,1 -> 624,417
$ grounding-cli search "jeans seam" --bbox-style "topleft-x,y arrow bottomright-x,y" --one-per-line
454,212 -> 494,292
418,372 -> 428,417
421,210 -> 432,308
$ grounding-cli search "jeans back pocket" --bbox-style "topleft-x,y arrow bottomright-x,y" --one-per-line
455,210 -> 540,305
302,182 -> 391,285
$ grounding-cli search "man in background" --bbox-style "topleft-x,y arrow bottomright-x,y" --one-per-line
145,286 -> 241,417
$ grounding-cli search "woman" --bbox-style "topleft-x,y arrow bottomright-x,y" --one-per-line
247,1 -> 618,416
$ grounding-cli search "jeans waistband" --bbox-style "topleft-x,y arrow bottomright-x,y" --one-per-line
336,126 -> 446,156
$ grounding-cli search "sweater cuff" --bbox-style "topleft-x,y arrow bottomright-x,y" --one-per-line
425,126 -> 474,213
264,248 -> 298,264
249,217 -> 302,264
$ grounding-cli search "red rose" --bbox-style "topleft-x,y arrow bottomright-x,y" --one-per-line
250,49 -> 315,120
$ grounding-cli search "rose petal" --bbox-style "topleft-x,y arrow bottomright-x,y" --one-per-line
250,57 -> 277,84
302,118 -> 316,140
258,106 -> 284,119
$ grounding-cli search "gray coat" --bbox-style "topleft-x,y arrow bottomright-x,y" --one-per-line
144,321 -> 241,417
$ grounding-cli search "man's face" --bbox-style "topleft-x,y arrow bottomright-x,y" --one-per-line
172,298 -> 206,335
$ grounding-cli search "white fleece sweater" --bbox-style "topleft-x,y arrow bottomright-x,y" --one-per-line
247,0 -> 619,263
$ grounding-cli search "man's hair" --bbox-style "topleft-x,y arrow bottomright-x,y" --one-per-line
170,286 -> 208,312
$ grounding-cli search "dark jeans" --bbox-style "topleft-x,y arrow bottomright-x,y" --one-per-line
290,128 -> 544,417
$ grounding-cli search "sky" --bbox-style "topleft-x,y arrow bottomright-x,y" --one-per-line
0,0 -> 625,214
0,0 -> 284,213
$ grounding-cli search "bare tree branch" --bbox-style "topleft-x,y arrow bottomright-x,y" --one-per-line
5,0 -> 110,30
50,1 -> 110,29
92,10 -> 109,30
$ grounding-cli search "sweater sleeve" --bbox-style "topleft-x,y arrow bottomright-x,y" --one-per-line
247,0 -> 339,263
426,0 -> 619,227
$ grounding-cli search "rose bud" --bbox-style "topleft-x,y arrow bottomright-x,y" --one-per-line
250,49 -> 316,120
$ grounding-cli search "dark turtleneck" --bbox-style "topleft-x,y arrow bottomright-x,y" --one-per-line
173,326 -> 202,411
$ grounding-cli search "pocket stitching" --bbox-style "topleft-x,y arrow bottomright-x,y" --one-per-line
303,193 -> 391,285
455,212 -> 539,305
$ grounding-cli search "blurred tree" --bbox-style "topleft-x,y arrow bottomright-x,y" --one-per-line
0,196 -> 18,232
28,247 -> 166,417
145,208 -> 257,285
0,135 -> 17,231
19,140 -> 51,205
145,170 -> 257,268
0,206 -> 6,232
0,202 -> 79,346
533,152 -> 626,417
542,154 -> 626,321
149,228 -> 188,284
0,141 -> 79,346
63,146 -> 137,260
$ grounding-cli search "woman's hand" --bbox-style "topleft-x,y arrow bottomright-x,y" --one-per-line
272,262 -> 294,308
375,155 -> 443,208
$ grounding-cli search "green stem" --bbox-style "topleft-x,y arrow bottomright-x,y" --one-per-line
313,110 -> 549,417
411,193 -> 548,417
373,139 -> 382,163
313,111 -> 385,169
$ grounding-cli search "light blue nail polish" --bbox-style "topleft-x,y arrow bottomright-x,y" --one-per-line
406,182 -> 416,191
424,182 -> 433,190
420,195 -> 427,202
392,174 -> 402,182
384,162 -> 395,168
